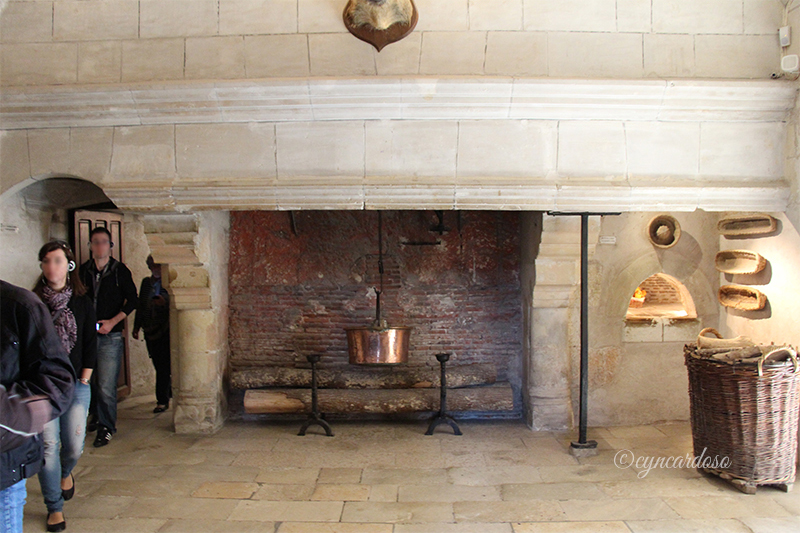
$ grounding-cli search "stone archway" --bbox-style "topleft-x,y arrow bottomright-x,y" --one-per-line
0,176 -> 112,287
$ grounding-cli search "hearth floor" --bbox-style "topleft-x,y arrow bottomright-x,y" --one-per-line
21,394 -> 800,533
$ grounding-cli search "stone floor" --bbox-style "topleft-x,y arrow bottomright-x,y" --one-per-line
21,394 -> 800,533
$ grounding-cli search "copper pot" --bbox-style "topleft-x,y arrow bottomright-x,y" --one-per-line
345,326 -> 411,365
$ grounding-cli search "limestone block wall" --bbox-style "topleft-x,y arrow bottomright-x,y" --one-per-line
1,103 -> 791,213
8,119 -> 782,184
0,0 -> 783,86
0,192 -> 59,289
585,210 -> 721,426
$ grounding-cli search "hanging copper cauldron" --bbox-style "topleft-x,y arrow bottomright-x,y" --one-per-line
345,324 -> 411,365
346,212 -> 411,365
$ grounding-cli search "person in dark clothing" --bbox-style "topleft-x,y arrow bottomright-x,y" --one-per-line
133,256 -> 171,414
32,241 -> 97,532
79,227 -> 137,448
1,280 -> 75,533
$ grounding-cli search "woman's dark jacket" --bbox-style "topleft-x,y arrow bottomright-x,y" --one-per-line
0,281 -> 75,490
66,293 -> 98,372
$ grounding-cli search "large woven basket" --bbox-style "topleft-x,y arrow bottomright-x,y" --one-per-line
685,344 -> 800,486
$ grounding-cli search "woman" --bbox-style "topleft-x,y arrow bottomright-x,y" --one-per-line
132,255 -> 171,413
33,241 -> 96,532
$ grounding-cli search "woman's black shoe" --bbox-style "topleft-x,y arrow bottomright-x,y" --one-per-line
46,513 -> 66,532
153,404 -> 168,413
61,473 -> 74,501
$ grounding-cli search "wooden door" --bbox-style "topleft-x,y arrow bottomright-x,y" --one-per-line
73,210 -> 131,399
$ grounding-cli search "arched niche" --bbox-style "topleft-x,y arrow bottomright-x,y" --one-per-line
626,273 -> 698,321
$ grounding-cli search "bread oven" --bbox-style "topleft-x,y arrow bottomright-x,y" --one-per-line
626,273 -> 697,321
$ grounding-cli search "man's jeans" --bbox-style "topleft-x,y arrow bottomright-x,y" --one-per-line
0,480 -> 26,533
38,382 -> 91,513
96,332 -> 123,433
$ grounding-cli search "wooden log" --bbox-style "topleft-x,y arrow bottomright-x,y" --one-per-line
243,383 -> 515,414
230,363 -> 497,390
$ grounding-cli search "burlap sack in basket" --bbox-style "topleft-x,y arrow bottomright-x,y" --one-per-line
696,327 -> 754,350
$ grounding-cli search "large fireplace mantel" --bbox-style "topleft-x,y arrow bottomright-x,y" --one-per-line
2,78 -> 795,128
1,77 -> 795,212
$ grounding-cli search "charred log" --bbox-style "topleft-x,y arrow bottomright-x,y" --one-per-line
231,363 -> 497,390
243,383 -> 514,414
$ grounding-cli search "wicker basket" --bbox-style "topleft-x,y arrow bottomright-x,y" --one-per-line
685,344 -> 800,488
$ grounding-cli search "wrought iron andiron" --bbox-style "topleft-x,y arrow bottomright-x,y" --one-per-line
298,354 -> 334,437
425,353 -> 462,436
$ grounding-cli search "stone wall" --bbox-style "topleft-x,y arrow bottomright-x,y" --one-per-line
0,191 -> 58,288
227,210 -> 523,410
586,210 -> 721,426
0,0 -> 782,86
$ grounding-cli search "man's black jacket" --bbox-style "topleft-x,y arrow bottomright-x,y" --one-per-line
80,257 -> 138,334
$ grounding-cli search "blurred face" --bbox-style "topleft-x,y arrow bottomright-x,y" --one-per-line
41,249 -> 69,288
90,232 -> 111,260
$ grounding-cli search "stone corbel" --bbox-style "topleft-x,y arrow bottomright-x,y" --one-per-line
142,213 -> 223,434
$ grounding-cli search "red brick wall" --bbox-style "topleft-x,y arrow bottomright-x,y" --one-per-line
640,274 -> 682,305
228,211 -> 521,381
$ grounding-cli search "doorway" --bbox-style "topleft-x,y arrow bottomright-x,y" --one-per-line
73,209 -> 132,399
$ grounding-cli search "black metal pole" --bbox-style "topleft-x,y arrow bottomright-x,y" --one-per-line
376,211 -> 384,324
440,355 -> 447,415
311,356 -> 319,415
425,353 -> 462,436
547,211 -> 618,455
298,354 -> 334,436
578,213 -> 589,445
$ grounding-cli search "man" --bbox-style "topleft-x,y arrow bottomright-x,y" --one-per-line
132,256 -> 171,414
1,280 -> 75,533
80,227 -> 137,448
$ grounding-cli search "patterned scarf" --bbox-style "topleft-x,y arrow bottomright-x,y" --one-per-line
41,285 -> 77,354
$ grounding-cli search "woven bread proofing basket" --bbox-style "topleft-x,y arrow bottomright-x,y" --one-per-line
684,344 -> 800,485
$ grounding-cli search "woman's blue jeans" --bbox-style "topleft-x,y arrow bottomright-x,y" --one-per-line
0,479 -> 26,533
37,382 -> 91,513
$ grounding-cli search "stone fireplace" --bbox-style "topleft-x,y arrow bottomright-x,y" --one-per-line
1,77 -> 796,434
227,210 -> 523,417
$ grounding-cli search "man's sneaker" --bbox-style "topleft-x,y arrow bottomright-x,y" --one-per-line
93,426 -> 112,448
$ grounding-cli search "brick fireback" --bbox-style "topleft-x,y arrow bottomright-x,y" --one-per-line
228,211 -> 522,380
639,274 -> 682,305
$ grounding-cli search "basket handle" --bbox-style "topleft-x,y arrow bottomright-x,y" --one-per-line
698,327 -> 723,339
758,347 -> 799,377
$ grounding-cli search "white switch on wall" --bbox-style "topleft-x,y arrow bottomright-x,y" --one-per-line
780,26 -> 791,47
